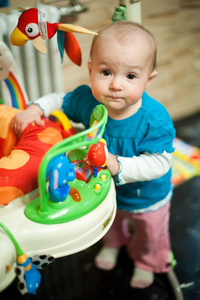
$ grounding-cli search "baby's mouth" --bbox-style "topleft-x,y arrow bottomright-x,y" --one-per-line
107,95 -> 124,101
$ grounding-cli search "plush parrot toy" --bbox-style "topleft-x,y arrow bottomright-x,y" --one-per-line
10,7 -> 97,65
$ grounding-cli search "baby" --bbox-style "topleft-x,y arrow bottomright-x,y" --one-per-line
12,21 -> 176,289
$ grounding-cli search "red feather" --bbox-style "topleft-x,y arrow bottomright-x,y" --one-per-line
64,32 -> 82,66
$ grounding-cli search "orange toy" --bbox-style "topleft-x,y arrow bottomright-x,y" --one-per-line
0,105 -> 64,205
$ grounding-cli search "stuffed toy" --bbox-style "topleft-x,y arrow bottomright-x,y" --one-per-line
10,7 -> 97,64
0,5 -> 97,205
0,104 -> 65,205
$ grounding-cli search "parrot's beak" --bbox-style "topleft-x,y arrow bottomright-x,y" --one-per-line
32,36 -> 47,55
57,24 -> 98,36
10,27 -> 29,46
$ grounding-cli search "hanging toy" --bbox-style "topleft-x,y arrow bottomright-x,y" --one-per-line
0,222 -> 54,295
112,5 -> 127,22
10,7 -> 97,65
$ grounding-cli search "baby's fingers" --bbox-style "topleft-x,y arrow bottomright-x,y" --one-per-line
34,117 -> 45,127
11,119 -> 26,138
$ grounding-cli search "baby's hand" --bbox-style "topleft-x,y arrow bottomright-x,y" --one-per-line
11,104 -> 44,138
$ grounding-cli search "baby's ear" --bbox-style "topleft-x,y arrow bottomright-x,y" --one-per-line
146,70 -> 158,89
87,61 -> 92,76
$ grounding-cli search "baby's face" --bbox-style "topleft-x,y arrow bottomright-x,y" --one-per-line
88,36 -> 157,119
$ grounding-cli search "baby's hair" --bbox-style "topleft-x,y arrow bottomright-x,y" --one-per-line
90,20 -> 157,71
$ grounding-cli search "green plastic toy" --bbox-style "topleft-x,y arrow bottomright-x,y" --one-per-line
25,104 -> 110,224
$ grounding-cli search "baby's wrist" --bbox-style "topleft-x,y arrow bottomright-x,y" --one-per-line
29,103 -> 44,117
107,153 -> 120,176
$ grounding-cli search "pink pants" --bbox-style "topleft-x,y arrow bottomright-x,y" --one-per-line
102,202 -> 171,273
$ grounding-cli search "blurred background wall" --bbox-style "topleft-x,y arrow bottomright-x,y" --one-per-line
1,0 -> 200,120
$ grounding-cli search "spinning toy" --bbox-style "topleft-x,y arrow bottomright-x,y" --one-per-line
24,105 -> 114,225
10,7 -> 97,64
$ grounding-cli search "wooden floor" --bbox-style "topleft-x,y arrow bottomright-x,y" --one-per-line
3,0 -> 200,121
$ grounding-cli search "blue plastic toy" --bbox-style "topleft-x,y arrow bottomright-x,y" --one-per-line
0,222 -> 54,295
46,153 -> 76,202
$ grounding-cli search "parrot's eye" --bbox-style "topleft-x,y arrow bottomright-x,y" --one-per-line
25,23 -> 39,37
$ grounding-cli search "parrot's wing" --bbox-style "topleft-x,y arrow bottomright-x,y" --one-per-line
57,30 -> 82,66
57,24 -> 97,65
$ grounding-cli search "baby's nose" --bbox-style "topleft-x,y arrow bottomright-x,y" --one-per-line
110,76 -> 123,90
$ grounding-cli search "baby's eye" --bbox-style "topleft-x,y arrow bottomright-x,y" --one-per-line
127,73 -> 136,80
102,70 -> 111,76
